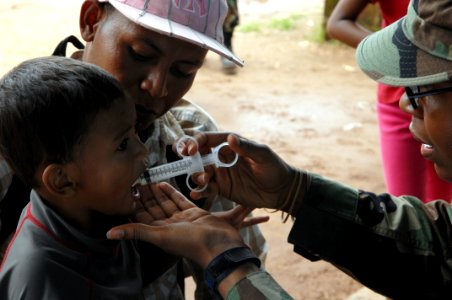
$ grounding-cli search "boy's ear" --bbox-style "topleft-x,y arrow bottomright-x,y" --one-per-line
80,0 -> 106,42
41,164 -> 77,197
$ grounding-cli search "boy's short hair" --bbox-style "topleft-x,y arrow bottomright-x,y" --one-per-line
0,56 -> 125,188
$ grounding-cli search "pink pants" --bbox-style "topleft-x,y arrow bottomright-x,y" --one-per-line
377,101 -> 452,202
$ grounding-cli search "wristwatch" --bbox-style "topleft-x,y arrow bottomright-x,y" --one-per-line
204,246 -> 261,295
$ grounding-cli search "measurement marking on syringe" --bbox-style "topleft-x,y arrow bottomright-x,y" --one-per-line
135,137 -> 238,191
148,161 -> 193,176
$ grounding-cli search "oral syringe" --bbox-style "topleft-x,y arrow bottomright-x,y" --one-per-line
135,136 -> 238,191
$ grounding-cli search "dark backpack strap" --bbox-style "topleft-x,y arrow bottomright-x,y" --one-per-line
0,175 -> 30,246
52,35 -> 85,56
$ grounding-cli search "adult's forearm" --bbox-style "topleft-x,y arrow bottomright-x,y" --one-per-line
288,173 -> 452,298
224,269 -> 293,300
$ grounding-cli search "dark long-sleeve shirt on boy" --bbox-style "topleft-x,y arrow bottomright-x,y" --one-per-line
0,190 -> 144,300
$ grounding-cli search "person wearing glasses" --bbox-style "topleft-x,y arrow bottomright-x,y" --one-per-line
107,0 -> 452,298
327,0 -> 452,203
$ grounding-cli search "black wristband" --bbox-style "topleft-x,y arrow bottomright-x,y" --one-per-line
204,246 -> 261,296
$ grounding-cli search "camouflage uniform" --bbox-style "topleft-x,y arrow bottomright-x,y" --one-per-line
227,271 -> 293,300
289,173 -> 452,299
225,172 -> 452,299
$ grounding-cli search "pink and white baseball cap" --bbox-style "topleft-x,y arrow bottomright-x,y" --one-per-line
99,0 -> 243,66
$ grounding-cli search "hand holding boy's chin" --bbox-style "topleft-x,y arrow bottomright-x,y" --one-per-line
108,182 -> 247,268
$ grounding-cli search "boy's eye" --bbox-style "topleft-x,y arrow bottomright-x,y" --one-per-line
117,138 -> 129,151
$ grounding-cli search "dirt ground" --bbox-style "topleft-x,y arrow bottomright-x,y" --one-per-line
1,0 -> 388,299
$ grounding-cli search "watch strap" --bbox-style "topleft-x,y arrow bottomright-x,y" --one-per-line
204,246 -> 261,295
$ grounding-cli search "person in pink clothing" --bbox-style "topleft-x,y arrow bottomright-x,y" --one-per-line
327,0 -> 452,202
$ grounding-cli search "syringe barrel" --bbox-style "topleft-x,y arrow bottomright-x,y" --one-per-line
139,152 -> 204,184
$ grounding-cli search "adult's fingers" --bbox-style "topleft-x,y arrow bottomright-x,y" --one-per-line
106,223 -> 163,244
171,136 -> 199,157
195,132 -> 233,154
226,207 -> 270,228
240,215 -> 270,228
196,132 -> 274,166
213,205 -> 256,229
190,179 -> 219,200
226,134 -> 274,165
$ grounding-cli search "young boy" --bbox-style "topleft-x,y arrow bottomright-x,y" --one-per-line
0,56 -> 149,299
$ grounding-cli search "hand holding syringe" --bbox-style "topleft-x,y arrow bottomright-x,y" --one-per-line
135,136 -> 238,191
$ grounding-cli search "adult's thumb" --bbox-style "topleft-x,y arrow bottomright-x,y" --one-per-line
106,223 -> 158,243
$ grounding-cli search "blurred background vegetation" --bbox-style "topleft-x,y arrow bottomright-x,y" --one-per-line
238,0 -> 381,43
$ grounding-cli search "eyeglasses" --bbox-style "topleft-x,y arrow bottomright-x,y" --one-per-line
405,86 -> 452,109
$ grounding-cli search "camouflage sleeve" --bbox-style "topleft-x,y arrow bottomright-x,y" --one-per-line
226,271 -> 293,300
289,172 -> 452,299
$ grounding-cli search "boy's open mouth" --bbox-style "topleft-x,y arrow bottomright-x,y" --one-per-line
131,185 -> 140,199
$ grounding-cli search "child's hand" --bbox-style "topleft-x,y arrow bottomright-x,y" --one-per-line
130,183 -> 176,225
109,182 -> 250,268
131,182 -> 269,229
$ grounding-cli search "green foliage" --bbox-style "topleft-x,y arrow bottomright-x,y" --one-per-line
239,14 -> 304,33
240,21 -> 262,33
308,23 -> 326,43
269,14 -> 303,31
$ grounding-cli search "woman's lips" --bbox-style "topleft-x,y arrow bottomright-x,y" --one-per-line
411,131 -> 435,159
420,143 -> 434,158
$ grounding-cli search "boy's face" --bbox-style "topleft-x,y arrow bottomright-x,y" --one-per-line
72,96 -> 147,218
81,5 -> 208,134
400,81 -> 452,181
